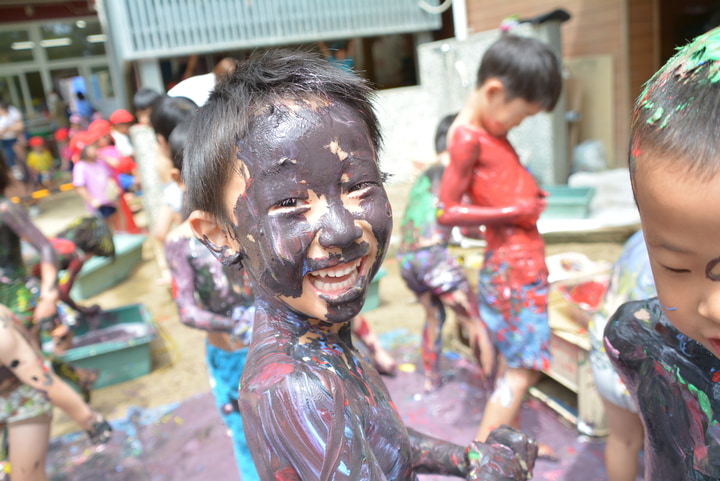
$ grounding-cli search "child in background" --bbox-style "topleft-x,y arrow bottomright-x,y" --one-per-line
164,118 -> 260,481
54,127 -> 72,174
150,95 -> 198,243
109,109 -> 135,159
185,48 -> 537,481
132,88 -> 162,127
71,130 -> 120,230
68,113 -> 83,138
398,113 -> 496,392
589,230 -> 650,481
604,26 -> 720,480
89,118 -> 137,193
26,136 -> 56,190
436,34 -> 562,447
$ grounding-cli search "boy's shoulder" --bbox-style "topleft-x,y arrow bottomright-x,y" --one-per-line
606,298 -> 720,374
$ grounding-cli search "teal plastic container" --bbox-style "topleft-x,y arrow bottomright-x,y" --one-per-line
70,233 -> 147,300
541,186 -> 595,220
49,304 -> 157,388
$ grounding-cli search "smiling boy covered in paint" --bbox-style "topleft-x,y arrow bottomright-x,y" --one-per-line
184,49 -> 538,481
604,26 -> 720,480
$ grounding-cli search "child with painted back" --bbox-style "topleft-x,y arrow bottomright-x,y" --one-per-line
437,34 -> 561,446
184,48 -> 537,481
164,118 -> 260,481
398,113 -> 496,392
604,26 -> 720,480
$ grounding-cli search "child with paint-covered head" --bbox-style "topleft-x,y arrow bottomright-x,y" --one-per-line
185,48 -> 537,481
604,26 -> 720,480
437,34 -> 562,448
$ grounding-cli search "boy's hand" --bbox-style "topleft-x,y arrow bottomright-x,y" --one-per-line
513,192 -> 547,229
464,426 -> 537,481
86,412 -> 113,445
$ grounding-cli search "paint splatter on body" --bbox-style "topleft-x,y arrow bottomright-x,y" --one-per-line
605,298 -> 720,480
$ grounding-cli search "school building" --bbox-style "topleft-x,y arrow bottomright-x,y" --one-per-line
0,0 -> 716,178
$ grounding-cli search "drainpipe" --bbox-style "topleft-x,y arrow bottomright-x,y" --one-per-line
452,0 -> 468,41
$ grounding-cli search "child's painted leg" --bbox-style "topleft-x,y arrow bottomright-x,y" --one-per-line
440,288 -> 498,385
475,366 -> 539,442
418,292 -> 445,392
351,315 -> 397,376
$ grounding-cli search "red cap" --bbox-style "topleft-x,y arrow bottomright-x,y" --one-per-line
88,118 -> 111,137
110,109 -> 134,125
54,127 -> 69,142
28,136 -> 45,147
69,129 -> 104,159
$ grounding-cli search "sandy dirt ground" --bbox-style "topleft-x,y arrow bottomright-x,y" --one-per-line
30,184 -> 628,439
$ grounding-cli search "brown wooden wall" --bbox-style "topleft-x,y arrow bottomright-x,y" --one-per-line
464,0 -> 651,167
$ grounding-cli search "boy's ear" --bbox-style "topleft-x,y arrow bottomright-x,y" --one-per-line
484,78 -> 505,100
169,168 -> 182,185
188,210 -> 242,265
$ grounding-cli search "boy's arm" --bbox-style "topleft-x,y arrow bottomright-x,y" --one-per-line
408,426 -> 536,480
1,201 -> 59,322
437,128 -> 543,228
75,186 -> 100,209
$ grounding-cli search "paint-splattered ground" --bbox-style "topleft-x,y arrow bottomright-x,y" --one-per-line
45,328 -> 639,481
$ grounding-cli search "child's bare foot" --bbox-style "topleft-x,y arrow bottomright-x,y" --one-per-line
423,375 -> 442,393
537,442 -> 559,462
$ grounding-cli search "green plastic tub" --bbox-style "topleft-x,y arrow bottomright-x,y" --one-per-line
47,304 -> 157,388
541,186 -> 595,220
70,233 -> 147,300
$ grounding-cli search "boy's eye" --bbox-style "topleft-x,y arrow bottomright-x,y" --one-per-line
270,197 -> 309,213
277,198 -> 298,208
662,265 -> 690,274
348,181 -> 377,193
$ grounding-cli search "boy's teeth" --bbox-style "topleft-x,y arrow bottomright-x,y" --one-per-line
311,259 -> 361,278
312,271 -> 359,292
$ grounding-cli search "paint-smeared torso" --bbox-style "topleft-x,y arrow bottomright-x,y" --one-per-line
398,165 -> 452,254
605,298 -> 720,480
239,305 -> 415,481
450,125 -> 544,254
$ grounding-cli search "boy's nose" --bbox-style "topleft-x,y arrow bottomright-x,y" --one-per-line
317,203 -> 362,249
698,284 -> 720,324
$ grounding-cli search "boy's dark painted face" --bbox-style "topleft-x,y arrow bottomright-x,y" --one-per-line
225,101 -> 392,323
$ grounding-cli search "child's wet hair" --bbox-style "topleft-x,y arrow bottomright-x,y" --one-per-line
150,95 -> 198,143
168,117 -> 193,173
435,113 -> 458,154
630,27 -> 720,182
183,48 -> 382,227
477,34 -> 562,111
133,88 -> 162,111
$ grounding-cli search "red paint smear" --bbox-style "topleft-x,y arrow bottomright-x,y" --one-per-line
257,362 -> 295,384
